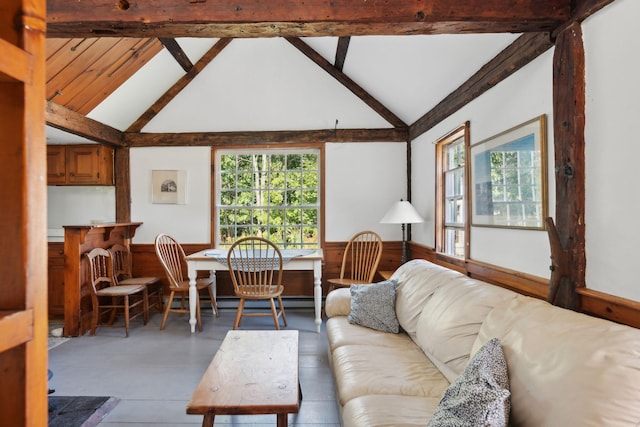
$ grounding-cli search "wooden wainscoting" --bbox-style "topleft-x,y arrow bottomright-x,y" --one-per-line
579,288 -> 640,330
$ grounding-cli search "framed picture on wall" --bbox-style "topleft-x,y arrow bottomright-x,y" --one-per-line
152,170 -> 187,204
470,114 -> 548,229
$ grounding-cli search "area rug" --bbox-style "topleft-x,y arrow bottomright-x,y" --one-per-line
48,396 -> 118,427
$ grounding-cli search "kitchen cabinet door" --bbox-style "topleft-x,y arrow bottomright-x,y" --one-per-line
47,145 -> 66,184
66,145 -> 110,184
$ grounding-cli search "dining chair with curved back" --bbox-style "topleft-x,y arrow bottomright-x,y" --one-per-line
110,243 -> 164,313
85,247 -> 149,337
154,233 -> 219,331
227,237 -> 287,330
327,230 -> 384,293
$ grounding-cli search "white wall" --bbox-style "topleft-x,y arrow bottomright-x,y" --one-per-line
411,49 -> 555,279
583,0 -> 640,300
325,142 -> 407,241
129,147 -> 211,244
129,143 -> 407,244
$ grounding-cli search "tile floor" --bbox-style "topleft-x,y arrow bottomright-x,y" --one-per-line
48,304 -> 341,426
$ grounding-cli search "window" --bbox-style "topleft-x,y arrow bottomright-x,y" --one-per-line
435,123 -> 469,259
215,149 -> 320,249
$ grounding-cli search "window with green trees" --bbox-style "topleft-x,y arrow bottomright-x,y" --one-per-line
216,149 -> 320,249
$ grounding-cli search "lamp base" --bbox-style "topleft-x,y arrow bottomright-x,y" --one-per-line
401,224 -> 408,264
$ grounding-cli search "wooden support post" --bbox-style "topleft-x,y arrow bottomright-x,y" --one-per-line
551,22 -> 586,310
0,1 -> 48,425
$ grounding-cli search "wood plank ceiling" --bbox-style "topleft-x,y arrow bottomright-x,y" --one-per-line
46,38 -> 162,115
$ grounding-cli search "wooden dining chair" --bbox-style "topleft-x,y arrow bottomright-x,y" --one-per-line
227,237 -> 287,330
154,233 -> 219,331
85,247 -> 149,337
110,243 -> 163,313
327,230 -> 383,293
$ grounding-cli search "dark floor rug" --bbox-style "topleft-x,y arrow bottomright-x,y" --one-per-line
48,396 -> 118,427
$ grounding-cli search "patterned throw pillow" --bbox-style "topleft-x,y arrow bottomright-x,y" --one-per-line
347,280 -> 400,333
428,338 -> 511,427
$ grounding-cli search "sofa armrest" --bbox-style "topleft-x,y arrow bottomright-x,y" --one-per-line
325,288 -> 351,317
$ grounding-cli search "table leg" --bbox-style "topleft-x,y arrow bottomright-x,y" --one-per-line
202,413 -> 214,427
187,262 -> 198,334
313,259 -> 322,333
276,413 -> 287,427
210,270 -> 218,317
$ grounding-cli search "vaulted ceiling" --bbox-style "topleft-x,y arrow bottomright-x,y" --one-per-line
43,0 -> 612,146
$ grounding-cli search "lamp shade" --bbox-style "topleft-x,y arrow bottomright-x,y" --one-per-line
380,200 -> 424,224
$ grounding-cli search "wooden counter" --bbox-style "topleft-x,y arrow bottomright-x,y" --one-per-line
63,222 -> 142,336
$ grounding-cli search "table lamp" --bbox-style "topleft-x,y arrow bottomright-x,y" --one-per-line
380,199 -> 424,264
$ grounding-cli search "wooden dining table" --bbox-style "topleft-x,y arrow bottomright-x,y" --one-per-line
185,248 -> 324,333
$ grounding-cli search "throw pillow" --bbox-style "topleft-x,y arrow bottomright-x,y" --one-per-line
347,280 -> 400,333
427,338 -> 511,427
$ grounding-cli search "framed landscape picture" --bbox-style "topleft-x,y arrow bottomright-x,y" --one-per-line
470,115 -> 548,229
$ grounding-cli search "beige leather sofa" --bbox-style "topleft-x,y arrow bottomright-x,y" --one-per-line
325,259 -> 640,426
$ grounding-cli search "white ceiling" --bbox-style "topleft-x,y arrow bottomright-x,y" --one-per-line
48,33 -> 521,140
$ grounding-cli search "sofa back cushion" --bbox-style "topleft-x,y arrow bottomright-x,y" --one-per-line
392,260 -> 462,340
472,297 -> 640,427
414,275 -> 518,382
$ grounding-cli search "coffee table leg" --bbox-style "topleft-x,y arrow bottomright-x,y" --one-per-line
202,413 -> 215,427
276,413 -> 288,427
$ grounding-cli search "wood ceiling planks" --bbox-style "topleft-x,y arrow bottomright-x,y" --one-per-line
46,37 -> 162,115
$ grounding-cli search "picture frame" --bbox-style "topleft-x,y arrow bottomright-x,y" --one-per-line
470,115 -> 548,229
152,170 -> 186,204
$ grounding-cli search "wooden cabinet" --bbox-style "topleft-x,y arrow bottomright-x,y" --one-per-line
47,145 -> 67,184
48,243 -> 65,316
47,144 -> 114,185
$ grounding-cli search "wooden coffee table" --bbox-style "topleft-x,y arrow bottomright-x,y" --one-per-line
187,330 -> 300,427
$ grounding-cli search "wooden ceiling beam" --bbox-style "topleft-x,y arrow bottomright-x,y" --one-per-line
159,38 -> 193,72
126,38 -> 232,133
46,0 -> 570,38
286,37 -> 406,128
125,128 -> 408,147
45,101 -> 126,146
409,32 -> 554,140
553,0 -> 616,36
334,37 -> 350,72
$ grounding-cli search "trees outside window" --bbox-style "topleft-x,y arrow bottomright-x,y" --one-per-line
216,149 -> 320,249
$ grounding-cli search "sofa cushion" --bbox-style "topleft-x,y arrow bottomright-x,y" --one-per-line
472,296 -> 640,427
348,280 -> 399,333
342,394 -> 440,427
325,287 -> 351,317
416,274 -> 518,382
392,260 -> 462,341
327,317 -> 413,353
428,338 -> 510,427
332,344 -> 450,406
415,275 -> 517,382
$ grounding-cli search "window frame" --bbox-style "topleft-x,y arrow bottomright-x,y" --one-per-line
212,146 -> 323,250
435,122 -> 470,260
